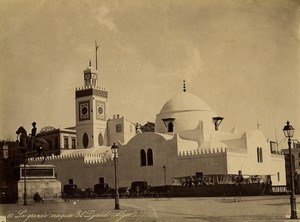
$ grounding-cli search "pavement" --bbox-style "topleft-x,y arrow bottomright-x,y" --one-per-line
0,195 -> 299,222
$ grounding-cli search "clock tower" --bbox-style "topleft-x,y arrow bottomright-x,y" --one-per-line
75,61 -> 108,148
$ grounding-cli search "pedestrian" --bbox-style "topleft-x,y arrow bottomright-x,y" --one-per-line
33,192 -> 43,203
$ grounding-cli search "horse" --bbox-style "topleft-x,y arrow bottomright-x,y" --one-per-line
16,126 -> 49,163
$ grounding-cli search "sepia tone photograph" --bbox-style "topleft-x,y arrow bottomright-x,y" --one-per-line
0,0 -> 300,221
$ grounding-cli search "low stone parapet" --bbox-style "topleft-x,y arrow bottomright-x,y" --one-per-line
17,164 -> 61,203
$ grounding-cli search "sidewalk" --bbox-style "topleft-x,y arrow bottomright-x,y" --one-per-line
0,195 -> 299,221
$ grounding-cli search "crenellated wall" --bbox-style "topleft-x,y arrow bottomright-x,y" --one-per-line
29,152 -> 114,165
178,147 -> 247,157
75,85 -> 107,91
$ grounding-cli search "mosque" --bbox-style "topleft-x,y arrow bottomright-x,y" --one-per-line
29,61 -> 286,191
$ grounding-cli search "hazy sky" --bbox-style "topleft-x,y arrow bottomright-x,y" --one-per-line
1,0 -> 299,148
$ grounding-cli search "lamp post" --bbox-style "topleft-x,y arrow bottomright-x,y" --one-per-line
111,143 -> 120,210
23,152 -> 28,206
163,165 -> 167,186
19,146 -> 28,206
283,121 -> 298,219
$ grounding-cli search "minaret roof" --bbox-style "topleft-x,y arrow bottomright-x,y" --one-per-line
84,60 -> 97,74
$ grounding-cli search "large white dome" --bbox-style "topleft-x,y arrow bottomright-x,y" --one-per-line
159,92 -> 212,114
155,92 -> 216,134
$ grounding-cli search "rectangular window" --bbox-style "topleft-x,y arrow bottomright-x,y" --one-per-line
260,148 -> 263,163
298,153 -> 300,158
277,172 -> 280,182
257,147 -> 263,163
116,124 -> 122,133
64,137 -> 69,149
72,139 -> 76,149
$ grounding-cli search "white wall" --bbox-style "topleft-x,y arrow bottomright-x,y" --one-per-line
227,130 -> 286,186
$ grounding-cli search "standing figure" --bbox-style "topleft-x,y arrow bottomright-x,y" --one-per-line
29,122 -> 37,150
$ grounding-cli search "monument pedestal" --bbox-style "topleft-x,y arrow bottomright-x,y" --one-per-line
18,164 -> 61,203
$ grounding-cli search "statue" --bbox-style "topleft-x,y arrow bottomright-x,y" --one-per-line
16,125 -> 49,163
29,122 -> 37,150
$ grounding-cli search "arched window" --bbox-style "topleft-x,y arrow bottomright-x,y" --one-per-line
98,133 -> 104,146
83,133 -> 89,148
64,137 -> 69,148
140,149 -> 146,166
168,122 -> 174,132
147,148 -> 153,166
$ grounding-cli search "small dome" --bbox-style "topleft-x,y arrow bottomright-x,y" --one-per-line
159,92 -> 212,114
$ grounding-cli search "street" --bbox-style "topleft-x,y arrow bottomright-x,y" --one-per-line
0,195 -> 298,222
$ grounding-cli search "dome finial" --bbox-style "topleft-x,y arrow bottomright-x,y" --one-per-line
183,80 -> 186,92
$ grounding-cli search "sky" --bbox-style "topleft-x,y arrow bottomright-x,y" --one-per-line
0,0 -> 299,148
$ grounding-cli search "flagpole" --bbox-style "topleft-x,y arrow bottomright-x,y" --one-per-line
95,41 -> 99,70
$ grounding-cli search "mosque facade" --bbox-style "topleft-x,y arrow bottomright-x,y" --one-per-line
29,63 -> 286,190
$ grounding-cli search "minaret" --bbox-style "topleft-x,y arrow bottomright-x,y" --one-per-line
75,60 -> 108,149
84,60 -> 98,87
